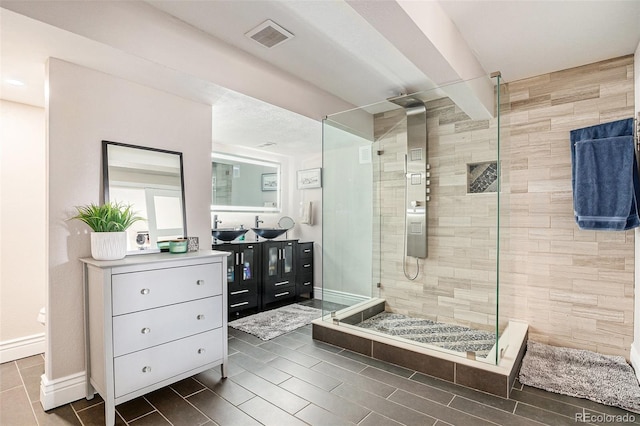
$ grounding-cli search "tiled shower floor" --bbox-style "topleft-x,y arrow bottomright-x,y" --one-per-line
2,301 -> 638,425
356,312 -> 496,358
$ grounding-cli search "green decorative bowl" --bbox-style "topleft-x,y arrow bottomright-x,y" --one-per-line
169,239 -> 188,254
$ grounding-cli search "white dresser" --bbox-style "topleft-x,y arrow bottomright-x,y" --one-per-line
80,250 -> 229,426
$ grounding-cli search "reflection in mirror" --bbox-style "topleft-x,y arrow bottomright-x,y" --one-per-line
212,153 -> 280,212
103,141 -> 187,253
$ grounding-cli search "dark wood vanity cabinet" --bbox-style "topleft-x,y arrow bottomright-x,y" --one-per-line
261,240 -> 297,305
296,242 -> 314,298
220,243 -> 261,318
215,240 -> 314,318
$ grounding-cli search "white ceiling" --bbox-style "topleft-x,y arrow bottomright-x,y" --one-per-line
1,1 -> 639,156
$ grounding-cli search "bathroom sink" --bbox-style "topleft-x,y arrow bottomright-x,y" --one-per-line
212,228 -> 248,242
252,227 -> 288,240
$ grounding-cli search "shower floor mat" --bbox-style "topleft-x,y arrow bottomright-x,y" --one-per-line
355,312 -> 496,358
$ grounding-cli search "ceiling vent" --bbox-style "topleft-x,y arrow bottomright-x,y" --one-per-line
245,20 -> 294,49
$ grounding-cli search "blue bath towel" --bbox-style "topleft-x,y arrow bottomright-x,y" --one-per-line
570,118 -> 637,231
574,136 -> 637,230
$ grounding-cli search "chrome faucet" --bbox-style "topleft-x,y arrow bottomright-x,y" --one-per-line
213,215 -> 222,229
254,215 -> 264,241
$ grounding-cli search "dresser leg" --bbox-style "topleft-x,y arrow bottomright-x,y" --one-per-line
105,406 -> 115,426
85,379 -> 95,400
104,394 -> 116,426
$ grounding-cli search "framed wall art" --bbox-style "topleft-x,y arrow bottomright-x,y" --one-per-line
297,168 -> 322,189
261,173 -> 278,191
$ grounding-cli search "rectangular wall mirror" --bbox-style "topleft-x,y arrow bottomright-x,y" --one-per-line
103,141 -> 187,253
212,153 -> 280,212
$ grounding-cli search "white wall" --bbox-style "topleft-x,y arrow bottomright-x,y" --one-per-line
292,152 -> 323,295
45,58 -> 212,399
0,100 -> 46,361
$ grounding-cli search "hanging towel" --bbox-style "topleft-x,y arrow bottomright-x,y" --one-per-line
570,118 -> 638,230
574,136 -> 636,230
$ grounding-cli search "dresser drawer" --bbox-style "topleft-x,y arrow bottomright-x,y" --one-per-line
114,328 -> 223,398
112,263 -> 221,315
112,296 -> 222,357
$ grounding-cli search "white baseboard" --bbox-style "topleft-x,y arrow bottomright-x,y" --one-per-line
0,333 -> 45,363
315,287 -> 369,306
631,343 -> 640,382
40,371 -> 89,411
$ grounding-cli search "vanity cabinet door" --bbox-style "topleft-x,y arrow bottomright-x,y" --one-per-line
238,244 -> 259,287
265,244 -> 280,280
281,242 -> 295,281
261,240 -> 296,307
219,243 -> 261,318
262,241 -> 296,283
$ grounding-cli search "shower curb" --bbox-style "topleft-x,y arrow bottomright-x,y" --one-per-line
312,305 -> 528,398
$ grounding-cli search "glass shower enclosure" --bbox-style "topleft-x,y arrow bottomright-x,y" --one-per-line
320,74 -> 512,368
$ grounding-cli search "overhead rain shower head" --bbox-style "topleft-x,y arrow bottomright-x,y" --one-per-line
387,94 -> 425,109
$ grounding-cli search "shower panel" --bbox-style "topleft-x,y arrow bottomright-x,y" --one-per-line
387,94 -> 428,259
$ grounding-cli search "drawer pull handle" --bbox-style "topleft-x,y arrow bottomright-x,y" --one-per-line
142,366 -> 152,373
274,281 -> 289,286
230,289 -> 249,295
275,292 -> 290,298
304,264 -> 311,268
140,288 -> 150,295
197,348 -> 206,354
304,249 -> 311,253
141,327 -> 151,334
196,280 -> 205,286
230,302 -> 249,308
197,314 -> 205,320
303,281 -> 311,286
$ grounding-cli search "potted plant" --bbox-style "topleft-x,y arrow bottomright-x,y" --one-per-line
71,202 -> 144,260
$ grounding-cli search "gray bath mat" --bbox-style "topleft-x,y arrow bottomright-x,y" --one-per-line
519,341 -> 640,413
229,304 -> 322,341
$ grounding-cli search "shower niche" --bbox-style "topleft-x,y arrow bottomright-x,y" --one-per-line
468,161 -> 499,194
318,74 -> 528,398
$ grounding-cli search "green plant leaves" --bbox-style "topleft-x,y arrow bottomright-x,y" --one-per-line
70,202 -> 144,232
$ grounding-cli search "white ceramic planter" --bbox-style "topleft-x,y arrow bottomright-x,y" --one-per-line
91,231 -> 127,261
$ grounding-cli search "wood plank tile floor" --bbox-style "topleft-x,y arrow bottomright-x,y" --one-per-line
2,316 -> 638,425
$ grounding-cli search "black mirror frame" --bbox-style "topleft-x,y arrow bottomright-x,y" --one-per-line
102,140 -> 188,239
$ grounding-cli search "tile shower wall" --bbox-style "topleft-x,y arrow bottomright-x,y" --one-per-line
501,55 -> 635,359
373,96 -> 500,334
373,55 -> 635,359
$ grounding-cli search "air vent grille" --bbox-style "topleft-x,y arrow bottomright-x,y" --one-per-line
246,20 -> 294,49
